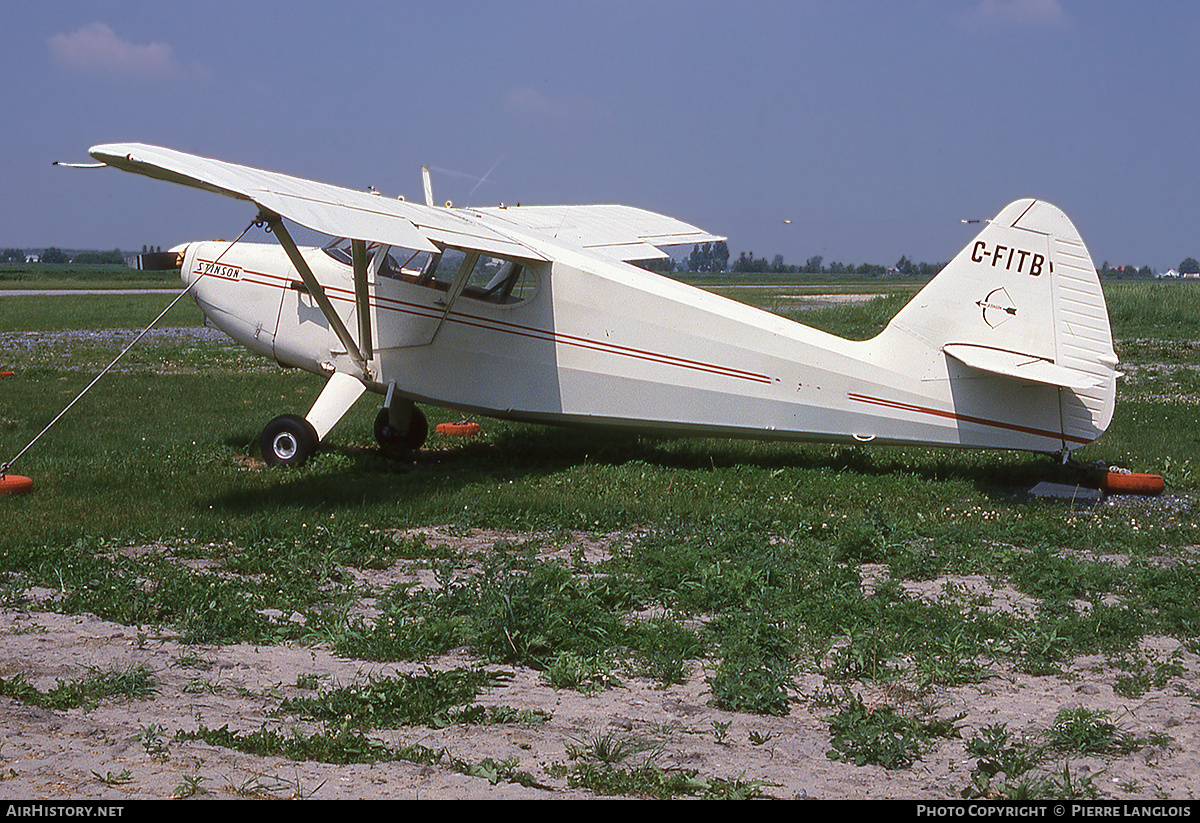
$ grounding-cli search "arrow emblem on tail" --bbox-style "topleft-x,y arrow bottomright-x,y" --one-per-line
976,287 -> 1018,329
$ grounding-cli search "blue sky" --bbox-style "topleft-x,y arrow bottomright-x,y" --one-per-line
2,0 -> 1197,270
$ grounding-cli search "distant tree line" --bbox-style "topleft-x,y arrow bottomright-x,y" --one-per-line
641,242 -> 734,273
636,242 -> 949,277
687,241 -> 730,273
73,250 -> 128,264
1,248 -> 127,265
728,253 -> 947,278
696,245 -> 946,278
1099,258 -> 1200,279
1099,263 -> 1154,279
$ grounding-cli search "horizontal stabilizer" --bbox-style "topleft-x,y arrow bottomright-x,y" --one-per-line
943,343 -> 1103,390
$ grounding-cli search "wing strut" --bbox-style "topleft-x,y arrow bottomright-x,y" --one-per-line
265,213 -> 372,379
350,239 -> 373,362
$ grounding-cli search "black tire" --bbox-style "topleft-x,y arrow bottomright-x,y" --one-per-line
374,406 -> 428,454
260,414 -> 319,467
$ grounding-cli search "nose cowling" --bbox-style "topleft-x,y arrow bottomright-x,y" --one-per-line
177,244 -> 197,288
179,241 -> 285,363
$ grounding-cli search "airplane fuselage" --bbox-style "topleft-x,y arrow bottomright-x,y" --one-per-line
180,219 -> 1108,455
78,144 -> 1117,467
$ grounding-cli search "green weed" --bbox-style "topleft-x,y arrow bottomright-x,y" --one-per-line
965,761 -> 1102,801
825,690 -> 963,770
961,710 -> 1169,799
172,774 -> 209,798
134,723 -> 170,761
335,596 -> 459,662
278,667 -> 504,729
462,558 -> 622,667
180,722 -> 547,788
1111,649 -> 1185,698
91,769 -> 133,787
0,663 -> 157,711
542,651 -> 618,693
558,728 -> 766,799
965,723 -> 1041,780
1045,707 -> 1143,756
706,610 -> 796,716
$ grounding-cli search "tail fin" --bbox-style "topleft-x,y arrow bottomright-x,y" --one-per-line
882,199 -> 1118,448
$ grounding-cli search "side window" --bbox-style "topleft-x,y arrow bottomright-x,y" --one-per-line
416,248 -> 467,291
322,238 -> 433,282
377,247 -> 430,281
461,257 -> 535,304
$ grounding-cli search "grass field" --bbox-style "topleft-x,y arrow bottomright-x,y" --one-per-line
0,262 -> 179,291
1,277 -> 1198,798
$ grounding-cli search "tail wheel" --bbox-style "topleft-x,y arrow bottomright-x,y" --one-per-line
375,406 -> 427,454
260,414 -> 319,467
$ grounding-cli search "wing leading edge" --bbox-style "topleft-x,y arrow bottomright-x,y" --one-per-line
89,143 -> 441,255
88,143 -> 721,262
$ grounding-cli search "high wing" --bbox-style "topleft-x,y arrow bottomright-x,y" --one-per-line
87,143 -> 722,261
90,143 -> 442,254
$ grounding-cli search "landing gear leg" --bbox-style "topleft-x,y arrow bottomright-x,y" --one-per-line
259,372 -> 368,468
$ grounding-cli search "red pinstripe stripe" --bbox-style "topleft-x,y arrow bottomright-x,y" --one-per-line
194,261 -> 774,386
847,392 -> 1087,444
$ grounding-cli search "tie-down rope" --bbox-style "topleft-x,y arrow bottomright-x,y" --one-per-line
0,220 -> 258,478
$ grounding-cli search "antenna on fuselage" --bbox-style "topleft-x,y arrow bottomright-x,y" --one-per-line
422,166 -> 434,207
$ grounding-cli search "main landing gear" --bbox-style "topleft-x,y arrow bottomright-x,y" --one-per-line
260,414 -> 319,467
374,404 -> 428,456
258,374 -> 429,467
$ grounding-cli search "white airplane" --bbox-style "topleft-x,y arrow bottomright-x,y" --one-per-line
81,143 -> 1118,467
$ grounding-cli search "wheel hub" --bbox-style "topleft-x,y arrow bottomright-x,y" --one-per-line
272,432 -> 298,460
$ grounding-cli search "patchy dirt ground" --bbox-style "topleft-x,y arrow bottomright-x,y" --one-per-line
0,526 -> 1197,801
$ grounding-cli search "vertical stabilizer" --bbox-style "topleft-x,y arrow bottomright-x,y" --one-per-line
880,199 -> 1118,448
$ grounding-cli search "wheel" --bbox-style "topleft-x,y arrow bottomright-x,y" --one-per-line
260,414 -> 319,467
375,405 -> 428,454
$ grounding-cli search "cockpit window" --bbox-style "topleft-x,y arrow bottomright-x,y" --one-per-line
461,255 -> 536,304
321,238 -> 432,278
322,238 -> 535,305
